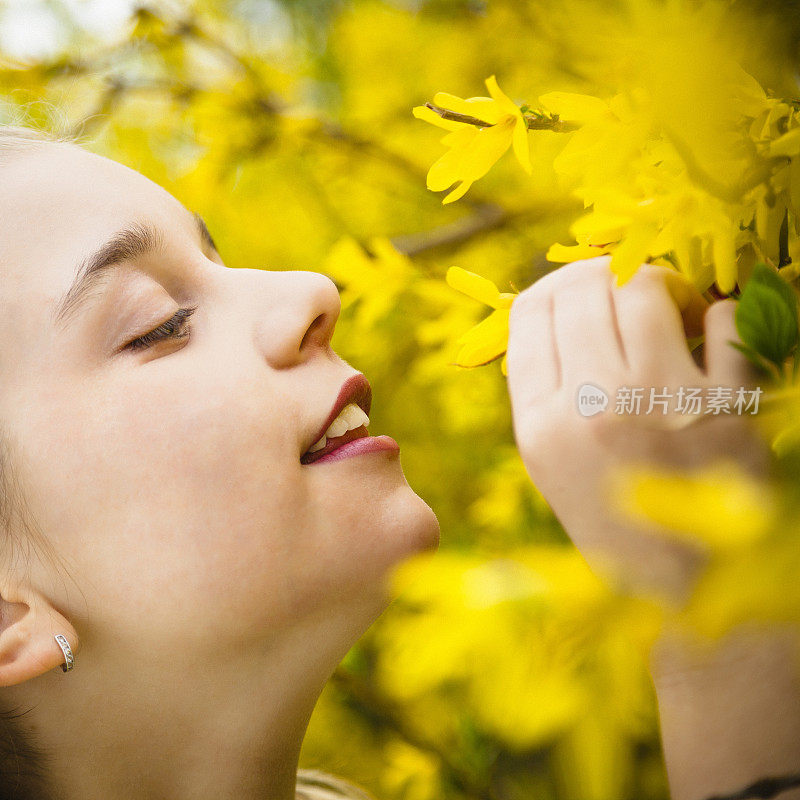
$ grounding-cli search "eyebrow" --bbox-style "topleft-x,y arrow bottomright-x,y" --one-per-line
53,212 -> 219,329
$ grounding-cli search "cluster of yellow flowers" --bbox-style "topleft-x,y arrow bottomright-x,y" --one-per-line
410,1 -> 800,657
415,63 -> 800,373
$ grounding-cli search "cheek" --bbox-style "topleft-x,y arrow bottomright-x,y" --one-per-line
14,369 -> 440,653
17,375 -> 315,644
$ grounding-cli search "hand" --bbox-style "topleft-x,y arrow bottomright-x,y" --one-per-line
505,256 -> 772,605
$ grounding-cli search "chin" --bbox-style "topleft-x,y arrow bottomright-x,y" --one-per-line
347,482 -> 439,590
372,485 -> 440,607
388,483 -> 440,556
323,453 -> 440,555
322,488 -> 439,643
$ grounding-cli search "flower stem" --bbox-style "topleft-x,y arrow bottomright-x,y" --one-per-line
423,102 -> 578,132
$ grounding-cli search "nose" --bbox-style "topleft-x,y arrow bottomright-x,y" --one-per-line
249,270 -> 341,369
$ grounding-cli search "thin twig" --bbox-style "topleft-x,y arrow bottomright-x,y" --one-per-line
390,203 -> 507,255
423,101 -> 579,132
423,102 -> 493,128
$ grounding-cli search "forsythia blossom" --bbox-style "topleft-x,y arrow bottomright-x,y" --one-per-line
413,75 -> 532,204
416,23 -> 800,296
445,266 -> 517,375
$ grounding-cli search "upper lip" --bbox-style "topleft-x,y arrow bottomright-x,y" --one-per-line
302,373 -> 373,456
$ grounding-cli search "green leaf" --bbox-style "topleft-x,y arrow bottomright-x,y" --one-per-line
734,262 -> 799,367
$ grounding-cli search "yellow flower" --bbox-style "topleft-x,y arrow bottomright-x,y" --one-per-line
445,266 -> 516,375
546,235 -> 614,264
607,459 -> 776,552
413,75 -> 532,203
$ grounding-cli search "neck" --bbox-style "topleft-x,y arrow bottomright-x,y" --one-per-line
10,616 -> 363,800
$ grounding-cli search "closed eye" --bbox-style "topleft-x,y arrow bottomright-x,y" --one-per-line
124,306 -> 198,351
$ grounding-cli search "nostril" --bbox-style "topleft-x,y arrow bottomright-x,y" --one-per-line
299,313 -> 329,350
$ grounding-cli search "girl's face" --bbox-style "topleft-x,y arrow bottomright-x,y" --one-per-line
0,143 -> 439,664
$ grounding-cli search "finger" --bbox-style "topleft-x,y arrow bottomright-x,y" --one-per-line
659,268 -> 710,339
702,299 -> 762,388
507,287 -> 561,403
553,268 -> 629,386
612,264 -> 703,378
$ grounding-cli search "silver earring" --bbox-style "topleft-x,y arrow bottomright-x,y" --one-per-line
54,634 -> 74,672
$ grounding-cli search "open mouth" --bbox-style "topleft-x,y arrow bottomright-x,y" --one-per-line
300,425 -> 370,465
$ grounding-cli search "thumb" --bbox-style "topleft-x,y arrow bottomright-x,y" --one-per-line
702,299 -> 762,388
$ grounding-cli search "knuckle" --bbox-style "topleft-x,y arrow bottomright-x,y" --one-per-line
573,254 -> 614,275
626,261 -> 670,286
617,290 -> 662,329
509,285 -> 547,326
513,258 -> 610,317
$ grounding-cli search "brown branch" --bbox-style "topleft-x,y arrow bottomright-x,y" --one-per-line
390,203 -> 508,256
525,113 -> 580,132
177,14 -> 281,114
423,101 -> 493,128
152,12 -> 505,208
424,101 -> 579,132
391,196 -> 578,257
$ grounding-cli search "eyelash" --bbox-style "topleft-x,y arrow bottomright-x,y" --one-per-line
125,306 -> 199,351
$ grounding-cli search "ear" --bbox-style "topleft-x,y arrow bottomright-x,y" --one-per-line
0,580 -> 79,685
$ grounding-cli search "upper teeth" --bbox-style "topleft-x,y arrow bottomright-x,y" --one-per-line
307,403 -> 370,453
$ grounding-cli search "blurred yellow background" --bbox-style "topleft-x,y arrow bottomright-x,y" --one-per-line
2,2 -> 798,798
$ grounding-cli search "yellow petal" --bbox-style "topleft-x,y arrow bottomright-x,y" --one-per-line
446,266 -> 503,307
431,122 -> 515,203
512,115 -> 532,175
454,309 -> 510,366
609,224 -> 659,285
608,460 -> 775,551
546,242 -> 613,263
459,119 -> 515,180
712,221 -> 737,294
496,292 -> 516,309
500,352 -> 508,376
432,92 -> 503,124
484,75 -> 520,117
439,125 -> 480,148
570,212 -> 632,244
770,126 -> 800,158
426,131 -> 477,191
443,180 -> 473,204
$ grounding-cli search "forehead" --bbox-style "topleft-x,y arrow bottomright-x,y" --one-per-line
0,144 -> 197,355
0,143 -> 193,294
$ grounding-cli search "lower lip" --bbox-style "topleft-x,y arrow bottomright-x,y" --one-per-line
306,435 -> 400,465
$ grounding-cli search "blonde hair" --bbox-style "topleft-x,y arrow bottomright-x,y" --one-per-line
0,119 -> 378,800
0,100 -> 79,152
0,124 -> 70,148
